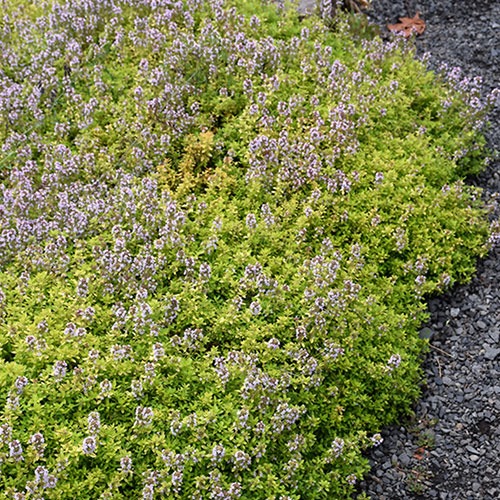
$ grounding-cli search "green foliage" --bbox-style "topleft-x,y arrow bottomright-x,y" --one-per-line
0,0 -> 494,499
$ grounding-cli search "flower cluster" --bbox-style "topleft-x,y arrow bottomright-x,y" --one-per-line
386,354 -> 402,373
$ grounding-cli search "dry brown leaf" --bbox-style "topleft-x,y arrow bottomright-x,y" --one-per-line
388,13 -> 426,37
413,446 -> 427,460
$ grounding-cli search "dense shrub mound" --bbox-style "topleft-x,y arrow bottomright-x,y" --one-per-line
0,0 -> 495,498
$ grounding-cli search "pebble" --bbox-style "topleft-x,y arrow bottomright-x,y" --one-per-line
399,452 -> 411,466
484,348 -> 500,361
488,329 -> 499,343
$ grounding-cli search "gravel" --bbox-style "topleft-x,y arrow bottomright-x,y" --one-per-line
354,0 -> 500,498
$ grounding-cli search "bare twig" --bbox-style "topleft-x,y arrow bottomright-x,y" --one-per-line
436,356 -> 442,378
429,344 -> 453,358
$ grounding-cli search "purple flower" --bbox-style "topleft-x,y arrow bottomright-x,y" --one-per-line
34,465 -> 50,485
14,376 -> 29,394
249,300 -> 261,316
172,470 -> 183,493
386,354 -> 402,373
232,296 -> 243,311
370,433 -> 383,447
270,403 -> 303,435
331,437 -> 344,458
204,236 -> 218,254
415,275 -> 426,287
152,342 -> 165,360
185,412 -> 198,429
254,421 -> 265,434
88,349 -> 100,362
6,394 -> 20,410
82,307 -> 95,321
212,217 -> 222,231
119,455 -> 133,473
183,328 -> 204,350
211,444 -> 226,464
134,406 -> 154,427
64,322 -> 76,336
295,325 -> 307,340
440,273 -> 451,287
45,474 -> 58,488
245,213 -> 257,230
9,439 -> 24,461
53,360 -> 67,381
76,278 -> 88,297
99,379 -> 112,398
131,379 -> 144,399
214,357 -> 230,384
236,408 -> 250,429
266,338 -> 280,350
346,473 -> 357,485
82,436 -> 97,455
199,262 -> 211,281
161,449 -> 175,468
144,362 -> 156,382
170,416 -> 182,436
142,484 -> 154,500
75,326 -> 87,337
233,450 -> 251,470
165,296 -> 180,324
29,432 -> 45,456
393,227 -> 407,251
260,203 -> 275,226
287,434 -> 305,452
249,104 -> 259,116
228,482 -> 242,498
88,411 -> 101,435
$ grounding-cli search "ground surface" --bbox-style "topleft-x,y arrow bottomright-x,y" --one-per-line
356,0 -> 500,498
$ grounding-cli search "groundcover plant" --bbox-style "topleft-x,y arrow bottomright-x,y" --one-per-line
0,0 -> 497,498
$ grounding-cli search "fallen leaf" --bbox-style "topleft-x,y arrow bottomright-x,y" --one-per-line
413,446 -> 427,460
388,13 -> 426,37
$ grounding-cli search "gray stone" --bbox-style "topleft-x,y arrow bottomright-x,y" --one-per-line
484,348 -> 500,361
381,460 -> 392,470
398,452 -> 410,466
466,445 -> 479,454
488,329 -> 499,343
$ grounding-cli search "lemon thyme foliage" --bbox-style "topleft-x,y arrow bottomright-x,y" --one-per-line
0,0 -> 496,498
